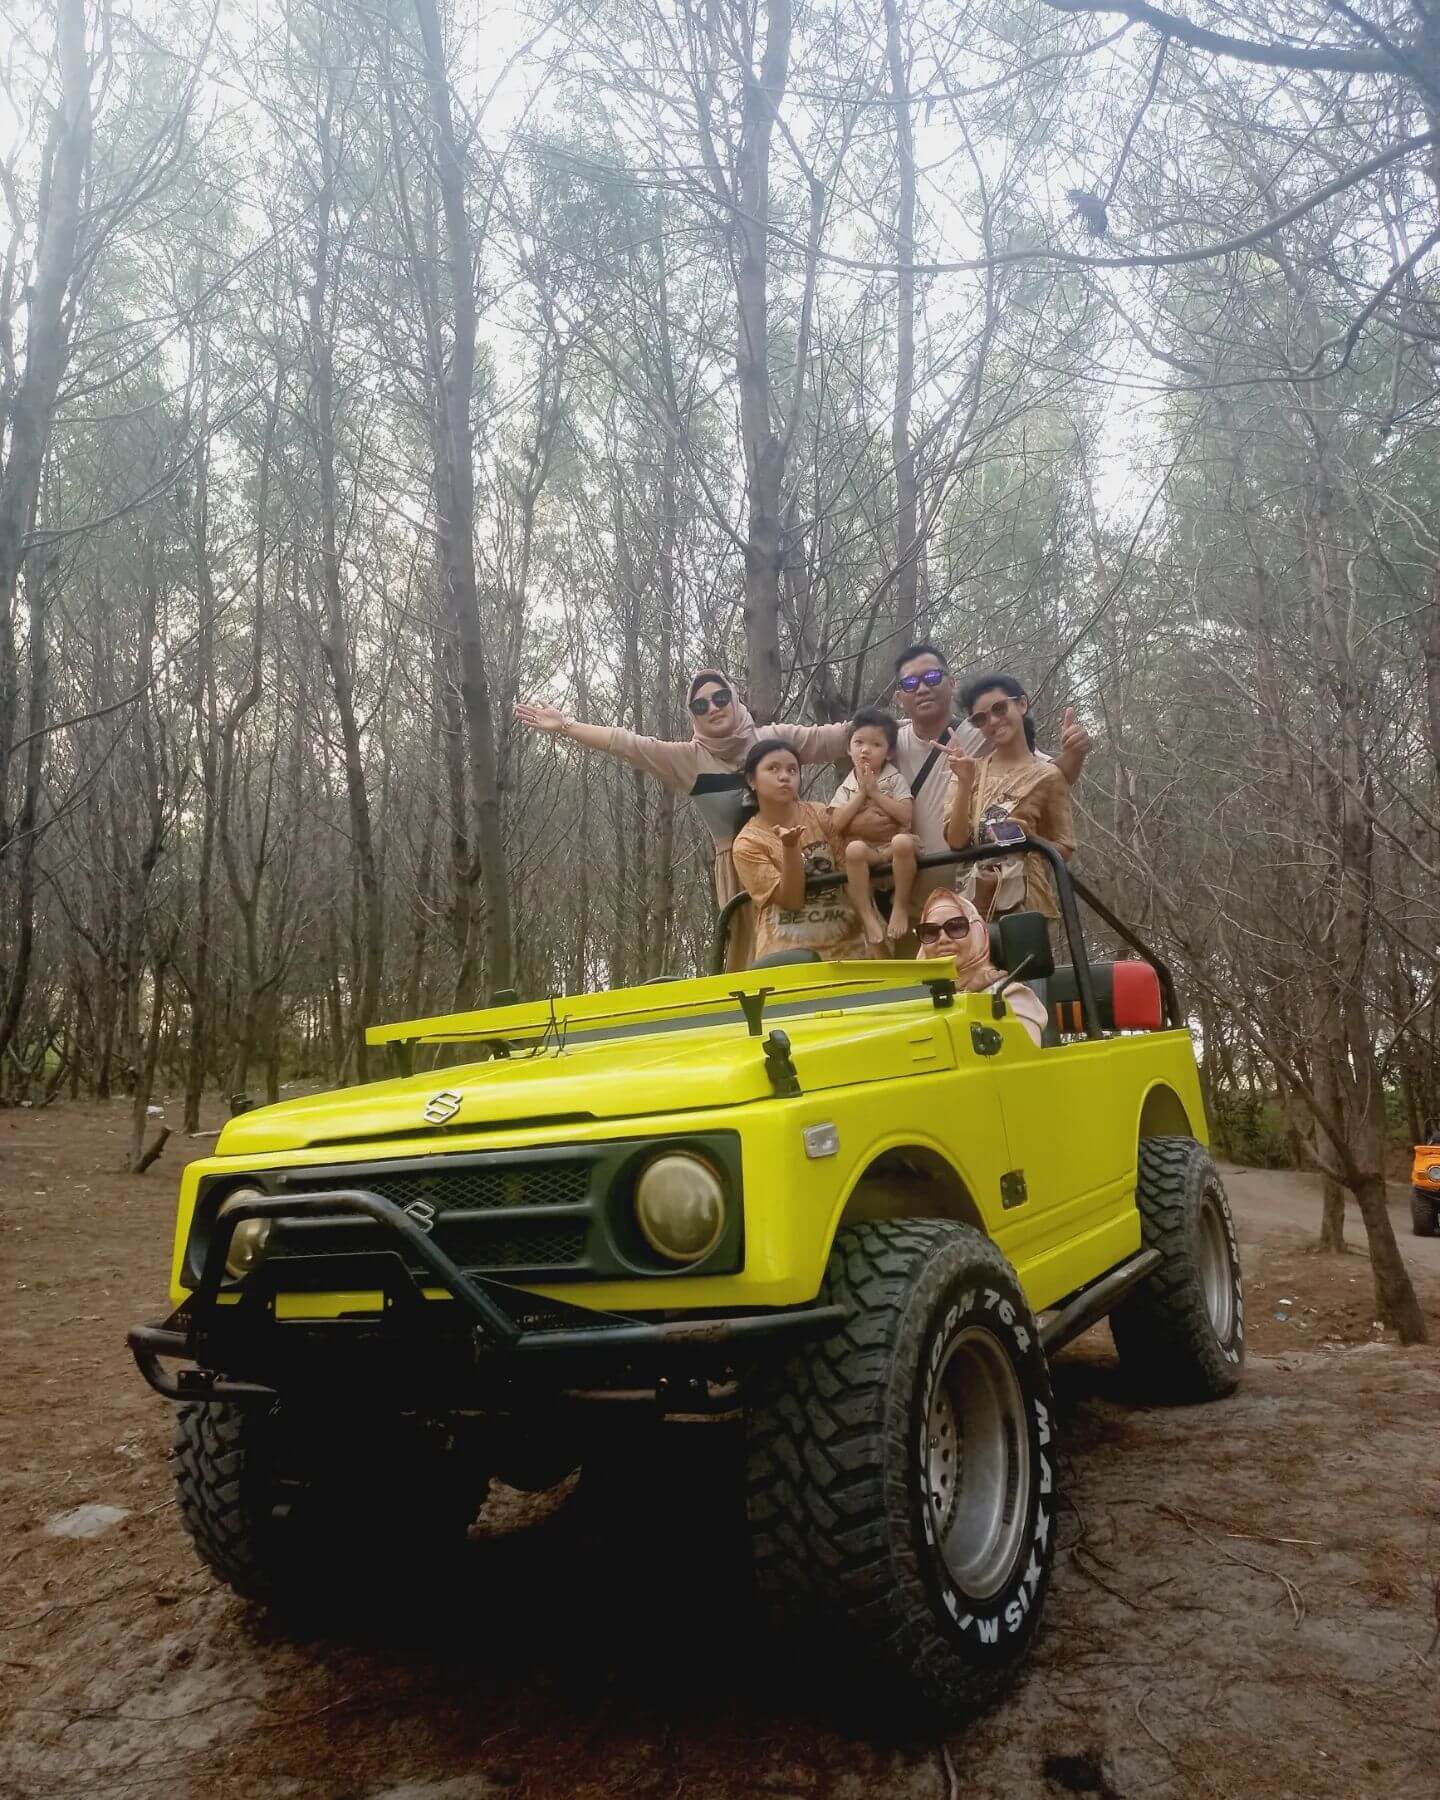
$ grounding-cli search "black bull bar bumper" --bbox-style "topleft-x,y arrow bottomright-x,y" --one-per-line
127,1186 -> 844,1405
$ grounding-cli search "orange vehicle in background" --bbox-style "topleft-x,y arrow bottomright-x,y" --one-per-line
1413,1140 -> 1440,1237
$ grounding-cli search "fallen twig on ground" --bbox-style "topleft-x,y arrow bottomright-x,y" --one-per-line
1225,1529 -> 1323,1547
939,1741 -> 960,1799
1178,1503 -> 1324,1548
1134,1688 -> 1174,1757
1071,1543 -> 1139,1609
133,1126 -> 171,1174
1158,1503 -> 1307,1625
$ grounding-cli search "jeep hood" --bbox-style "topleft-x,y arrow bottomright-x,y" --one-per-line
215,1007 -> 955,1157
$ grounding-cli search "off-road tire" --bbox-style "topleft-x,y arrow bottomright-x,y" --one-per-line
1413,1188 -> 1439,1238
1110,1137 -> 1244,1401
746,1219 -> 1057,1720
174,1401 -> 488,1609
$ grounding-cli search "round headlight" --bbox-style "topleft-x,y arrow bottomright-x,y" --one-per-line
634,1153 -> 725,1264
1428,1163 -> 1440,1183
220,1188 -> 271,1279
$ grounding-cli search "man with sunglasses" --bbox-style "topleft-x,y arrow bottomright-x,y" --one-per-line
891,643 -> 1089,875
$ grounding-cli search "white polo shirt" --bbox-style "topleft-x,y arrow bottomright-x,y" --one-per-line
893,719 -> 984,856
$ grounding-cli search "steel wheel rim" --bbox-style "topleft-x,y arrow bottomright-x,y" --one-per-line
925,1325 -> 1031,1600
1198,1192 -> 1235,1340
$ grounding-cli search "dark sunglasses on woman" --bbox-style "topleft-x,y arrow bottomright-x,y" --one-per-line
689,687 -> 733,716
898,668 -> 946,692
916,915 -> 971,944
967,697 -> 1014,729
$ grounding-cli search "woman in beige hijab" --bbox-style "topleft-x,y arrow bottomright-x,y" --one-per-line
516,670 -> 848,964
915,888 -> 1048,1046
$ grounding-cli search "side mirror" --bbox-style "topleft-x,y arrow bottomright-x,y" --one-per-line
995,911 -> 1054,981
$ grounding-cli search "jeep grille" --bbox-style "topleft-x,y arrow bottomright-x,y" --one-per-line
189,1133 -> 745,1288
286,1161 -> 589,1215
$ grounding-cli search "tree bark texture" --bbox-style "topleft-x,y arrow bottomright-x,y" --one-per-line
304,84 -> 384,1081
882,0 -> 920,641
413,0 -> 514,997
732,0 -> 794,722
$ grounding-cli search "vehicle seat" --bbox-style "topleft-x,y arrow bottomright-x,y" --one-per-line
749,949 -> 823,970
1043,960 -> 1164,1035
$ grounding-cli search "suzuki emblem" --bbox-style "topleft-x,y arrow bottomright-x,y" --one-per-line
403,1198 -> 437,1233
423,1088 -> 462,1124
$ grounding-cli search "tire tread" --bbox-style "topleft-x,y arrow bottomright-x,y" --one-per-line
1110,1136 -> 1243,1401
747,1218 -> 1052,1717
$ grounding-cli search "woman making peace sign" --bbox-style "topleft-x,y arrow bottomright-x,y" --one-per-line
943,674 -> 1075,941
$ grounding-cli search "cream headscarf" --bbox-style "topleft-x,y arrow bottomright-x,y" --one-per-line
917,891 -> 1001,985
916,889 -> 1048,1045
688,668 -> 759,768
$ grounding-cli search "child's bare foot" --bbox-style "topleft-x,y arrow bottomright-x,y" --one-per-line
860,906 -> 886,947
887,906 -> 910,940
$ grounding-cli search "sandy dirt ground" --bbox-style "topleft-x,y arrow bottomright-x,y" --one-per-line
1,1103 -> 1437,1800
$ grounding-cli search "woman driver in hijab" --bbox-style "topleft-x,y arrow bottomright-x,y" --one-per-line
915,887 -> 1049,1046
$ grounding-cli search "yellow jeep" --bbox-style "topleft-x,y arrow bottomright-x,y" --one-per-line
130,844 -> 1244,1717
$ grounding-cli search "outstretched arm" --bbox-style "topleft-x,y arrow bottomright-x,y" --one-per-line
514,702 -> 617,755
514,702 -> 698,791
774,719 -> 852,764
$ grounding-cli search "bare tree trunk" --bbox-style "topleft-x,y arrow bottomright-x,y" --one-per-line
182,346 -> 220,1134
217,383 -> 277,1093
1427,557 -> 1440,788
438,638 -> 477,1007
1311,1013 -> 1346,1252
1301,384 -> 1424,1338
0,561 -> 48,1068
303,95 -> 383,1080
0,0 -> 89,836
406,668 -> 441,1019
650,431 -> 679,974
613,470 -> 652,979
0,0 -> 88,1090
128,961 -> 167,1173
882,0 -> 920,641
412,0 -> 513,996
732,0 -> 795,721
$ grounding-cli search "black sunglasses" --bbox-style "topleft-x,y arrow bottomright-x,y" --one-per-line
899,668 -> 946,692
967,697 -> 1015,730
689,687 -> 733,716
917,915 -> 971,943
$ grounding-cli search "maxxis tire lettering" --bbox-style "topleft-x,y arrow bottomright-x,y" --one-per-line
917,1279 -> 1050,1648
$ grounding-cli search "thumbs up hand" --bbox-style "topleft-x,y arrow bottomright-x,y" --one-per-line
1059,707 -> 1090,756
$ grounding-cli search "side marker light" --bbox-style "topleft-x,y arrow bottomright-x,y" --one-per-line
803,1123 -> 839,1160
